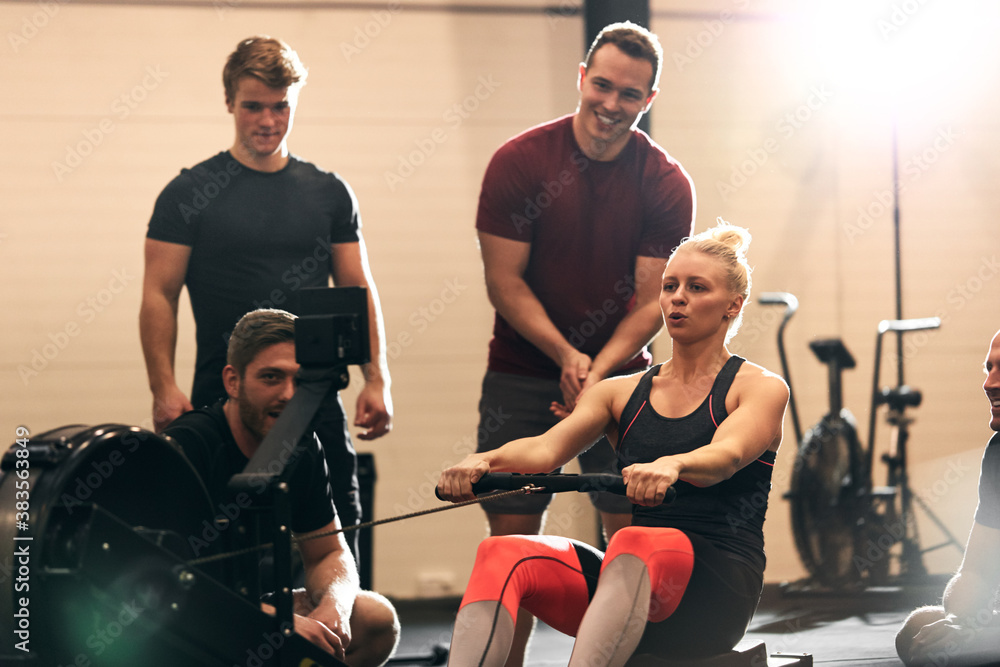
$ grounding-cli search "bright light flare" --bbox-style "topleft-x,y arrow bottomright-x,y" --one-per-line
794,0 -> 998,119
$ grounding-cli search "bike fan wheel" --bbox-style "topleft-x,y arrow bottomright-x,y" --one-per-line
788,416 -> 866,588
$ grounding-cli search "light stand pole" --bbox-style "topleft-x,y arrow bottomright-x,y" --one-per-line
892,119 -> 905,387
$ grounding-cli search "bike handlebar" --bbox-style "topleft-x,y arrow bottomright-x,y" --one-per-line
759,292 -> 799,313
877,317 -> 941,334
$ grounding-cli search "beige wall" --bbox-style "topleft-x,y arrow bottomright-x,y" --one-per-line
2,0 -> 998,598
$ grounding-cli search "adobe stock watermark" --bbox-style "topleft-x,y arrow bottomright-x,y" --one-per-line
176,156 -> 244,223
340,2 -> 401,62
876,0 -> 932,40
386,277 -> 468,361
756,616 -> 809,660
18,268 -> 137,385
560,246 -> 672,350
852,456 -> 972,577
583,616 -> 649,665
384,74 -> 502,191
940,254 -> 1000,316
545,1 -> 579,30
57,431 -> 144,515
671,0 -> 753,72
648,575 -> 689,622
844,125 -> 959,244
51,65 -> 170,182
726,478 -> 773,535
188,436 -> 310,557
390,404 -> 511,516
921,607 -> 1000,667
240,622 -> 296,667
726,302 -> 783,357
195,235 -> 339,327
7,0 -> 70,53
213,0 -> 242,20
81,599 -> 147,661
884,254 -> 999,367
716,84 -> 834,202
510,151 -> 592,235
544,497 -> 590,535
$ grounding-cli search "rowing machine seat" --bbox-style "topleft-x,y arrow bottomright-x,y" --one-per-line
627,641 -> 813,666
627,641 -> 768,666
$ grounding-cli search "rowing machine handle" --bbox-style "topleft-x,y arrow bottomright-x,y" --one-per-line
435,472 -> 676,504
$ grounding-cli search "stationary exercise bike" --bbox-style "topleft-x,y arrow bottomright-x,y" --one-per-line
760,293 -> 963,589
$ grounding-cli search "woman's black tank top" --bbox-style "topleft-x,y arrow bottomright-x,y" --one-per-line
615,356 -> 775,573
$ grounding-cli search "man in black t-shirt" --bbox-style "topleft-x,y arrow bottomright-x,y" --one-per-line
895,329 -> 1000,666
164,309 -> 398,667
140,36 -> 393,559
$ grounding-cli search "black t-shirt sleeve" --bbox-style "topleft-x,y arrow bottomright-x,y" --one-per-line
290,433 -> 338,534
147,168 -> 201,246
975,433 -> 1000,529
328,176 -> 363,244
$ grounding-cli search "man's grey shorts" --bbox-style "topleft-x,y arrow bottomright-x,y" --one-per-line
475,370 -> 633,515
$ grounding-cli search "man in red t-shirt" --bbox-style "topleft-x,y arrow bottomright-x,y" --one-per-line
472,21 -> 695,665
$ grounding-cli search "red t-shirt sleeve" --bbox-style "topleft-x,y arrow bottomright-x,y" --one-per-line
636,145 -> 695,259
475,139 -> 538,243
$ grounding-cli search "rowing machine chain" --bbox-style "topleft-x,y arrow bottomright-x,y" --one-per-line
186,485 -> 543,567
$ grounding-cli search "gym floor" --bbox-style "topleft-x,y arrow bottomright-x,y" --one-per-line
387,579 -> 953,666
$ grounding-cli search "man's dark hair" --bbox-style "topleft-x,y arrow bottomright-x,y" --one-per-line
227,309 -> 296,378
584,21 -> 663,92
